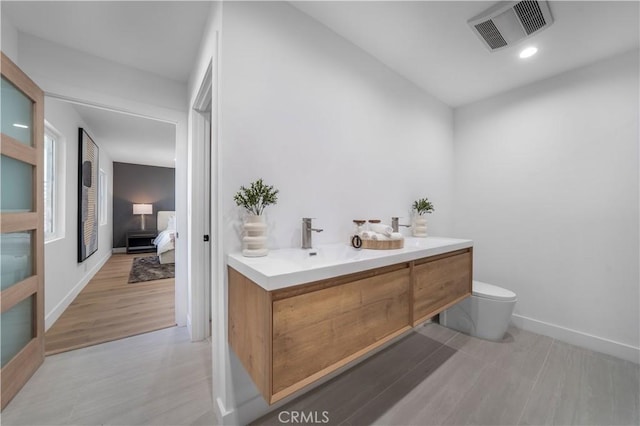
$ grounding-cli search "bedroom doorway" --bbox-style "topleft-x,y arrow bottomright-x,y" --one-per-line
41,97 -> 179,355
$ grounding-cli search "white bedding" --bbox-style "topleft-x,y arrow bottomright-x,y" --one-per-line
155,211 -> 176,264
153,229 -> 175,255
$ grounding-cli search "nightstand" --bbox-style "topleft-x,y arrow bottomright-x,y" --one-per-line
126,230 -> 158,254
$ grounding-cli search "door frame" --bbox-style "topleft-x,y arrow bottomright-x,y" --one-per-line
189,60 -> 216,341
0,52 -> 45,410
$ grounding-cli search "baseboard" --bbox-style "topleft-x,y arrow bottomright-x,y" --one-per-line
222,394 -> 271,426
512,314 -> 640,364
112,247 -> 126,254
216,397 -> 234,425
45,251 -> 112,331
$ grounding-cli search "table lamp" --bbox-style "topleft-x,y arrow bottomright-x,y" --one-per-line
133,203 -> 153,230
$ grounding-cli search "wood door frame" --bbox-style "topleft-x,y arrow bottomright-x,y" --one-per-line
0,52 -> 45,410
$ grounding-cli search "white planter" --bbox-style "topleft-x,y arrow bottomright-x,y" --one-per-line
412,215 -> 428,238
242,214 -> 268,257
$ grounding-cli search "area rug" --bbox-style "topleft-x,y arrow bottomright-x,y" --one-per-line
128,256 -> 175,283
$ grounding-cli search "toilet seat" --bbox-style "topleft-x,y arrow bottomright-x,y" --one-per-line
472,280 -> 517,302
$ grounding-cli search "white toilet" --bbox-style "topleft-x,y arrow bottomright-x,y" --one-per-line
440,280 -> 517,341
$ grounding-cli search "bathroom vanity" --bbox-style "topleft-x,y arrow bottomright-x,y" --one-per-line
227,237 -> 472,404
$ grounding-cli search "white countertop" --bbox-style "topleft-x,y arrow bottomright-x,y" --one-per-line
227,236 -> 473,291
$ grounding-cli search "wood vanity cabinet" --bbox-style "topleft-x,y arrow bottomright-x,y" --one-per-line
413,249 -> 473,326
272,265 -> 411,396
228,247 -> 471,404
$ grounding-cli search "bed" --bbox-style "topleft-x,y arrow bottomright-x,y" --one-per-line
154,211 -> 176,264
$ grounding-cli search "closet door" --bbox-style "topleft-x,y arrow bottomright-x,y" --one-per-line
0,52 -> 45,410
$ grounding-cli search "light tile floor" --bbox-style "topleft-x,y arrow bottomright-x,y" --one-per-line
4,323 -> 638,426
2,326 -> 215,426
254,323 -> 640,426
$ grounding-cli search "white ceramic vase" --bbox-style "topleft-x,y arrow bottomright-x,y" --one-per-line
242,214 -> 268,257
412,214 -> 428,238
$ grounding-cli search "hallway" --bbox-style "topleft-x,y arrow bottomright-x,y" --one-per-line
45,254 -> 175,355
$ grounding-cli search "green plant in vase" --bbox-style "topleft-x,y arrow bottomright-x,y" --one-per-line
412,198 -> 434,216
234,179 -> 279,257
234,178 -> 279,216
412,197 -> 434,237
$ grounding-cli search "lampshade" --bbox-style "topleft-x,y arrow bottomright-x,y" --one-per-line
133,203 -> 153,215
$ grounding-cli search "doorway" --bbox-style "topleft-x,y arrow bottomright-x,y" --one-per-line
38,96 -> 180,354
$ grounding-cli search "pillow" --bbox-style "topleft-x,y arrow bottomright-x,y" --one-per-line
167,215 -> 176,230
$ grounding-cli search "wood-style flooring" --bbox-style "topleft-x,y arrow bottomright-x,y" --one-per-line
254,323 -> 640,426
45,253 -> 176,355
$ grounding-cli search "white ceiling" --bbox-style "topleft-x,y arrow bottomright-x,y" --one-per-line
3,1 -> 638,168
5,1 -> 636,108
2,1 -> 198,167
70,103 -> 176,168
292,1 -> 640,107
2,1 -> 211,83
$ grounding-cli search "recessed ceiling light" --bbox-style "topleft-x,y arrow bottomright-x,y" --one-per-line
13,123 -> 29,129
519,46 -> 538,59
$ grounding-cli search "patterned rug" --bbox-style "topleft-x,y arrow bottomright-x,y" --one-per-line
128,256 -> 175,283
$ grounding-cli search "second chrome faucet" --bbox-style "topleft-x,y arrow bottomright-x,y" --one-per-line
302,218 -> 323,249
391,217 -> 411,233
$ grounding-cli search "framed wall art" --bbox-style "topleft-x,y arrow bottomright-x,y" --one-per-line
78,128 -> 99,262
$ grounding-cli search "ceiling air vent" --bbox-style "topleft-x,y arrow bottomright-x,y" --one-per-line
468,1 -> 553,52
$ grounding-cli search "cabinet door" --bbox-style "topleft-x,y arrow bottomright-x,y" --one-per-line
272,267 -> 410,396
413,250 -> 472,325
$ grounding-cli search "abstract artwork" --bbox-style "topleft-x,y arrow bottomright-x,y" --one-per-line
78,128 -> 99,262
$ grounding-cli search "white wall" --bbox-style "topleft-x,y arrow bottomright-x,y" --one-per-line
453,50 -> 640,362
221,1 -> 454,251
44,98 -> 114,329
1,9 -> 19,63
15,31 -> 190,328
209,2 -> 455,422
18,32 -> 186,112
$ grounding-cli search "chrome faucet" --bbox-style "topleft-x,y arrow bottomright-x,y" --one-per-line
391,217 -> 411,233
302,218 -> 323,249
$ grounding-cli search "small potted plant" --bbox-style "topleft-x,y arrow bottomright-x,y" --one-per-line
411,197 -> 434,237
234,179 -> 279,257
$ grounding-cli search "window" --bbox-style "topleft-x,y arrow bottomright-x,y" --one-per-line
43,132 -> 55,237
44,122 -> 65,242
99,169 -> 107,226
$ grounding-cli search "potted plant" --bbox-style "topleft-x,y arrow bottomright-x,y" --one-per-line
411,197 -> 434,237
234,179 -> 279,257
